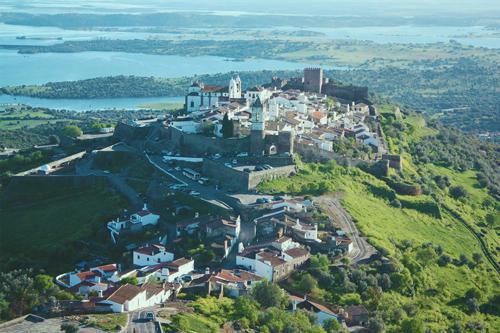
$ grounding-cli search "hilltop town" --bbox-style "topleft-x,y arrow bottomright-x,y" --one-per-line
0,67 -> 498,333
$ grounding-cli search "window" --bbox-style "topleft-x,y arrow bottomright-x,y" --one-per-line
137,255 -> 140,259
147,258 -> 149,261
190,101 -> 194,108
158,258 -> 161,263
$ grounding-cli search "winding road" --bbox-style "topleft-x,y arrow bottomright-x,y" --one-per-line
317,196 -> 377,264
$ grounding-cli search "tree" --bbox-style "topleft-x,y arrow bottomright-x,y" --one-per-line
472,253 -> 483,265
368,317 -> 385,333
323,318 -> 341,333
234,296 -> 259,326
61,322 -> 79,333
449,185 -> 468,199
120,277 -> 138,285
252,281 -> 286,308
221,113 -> 234,138
400,318 -> 425,333
48,134 -> 60,145
62,125 -> 82,138
298,273 -> 318,294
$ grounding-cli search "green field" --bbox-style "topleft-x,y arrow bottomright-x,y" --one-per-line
258,105 -> 499,331
0,187 -> 126,273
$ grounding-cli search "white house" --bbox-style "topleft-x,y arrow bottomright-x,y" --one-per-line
133,244 -> 175,267
100,282 -> 173,313
290,296 -> 339,325
154,257 -> 195,283
107,204 -> 160,243
130,205 -> 159,226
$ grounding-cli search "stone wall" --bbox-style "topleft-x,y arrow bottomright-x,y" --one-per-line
247,165 -> 296,189
202,159 -> 249,191
167,126 -> 250,155
202,159 -> 296,191
113,122 -> 152,143
295,142 -> 365,167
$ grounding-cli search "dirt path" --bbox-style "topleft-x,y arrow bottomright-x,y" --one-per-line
316,195 -> 377,264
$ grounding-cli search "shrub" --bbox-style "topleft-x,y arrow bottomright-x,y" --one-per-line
449,185 -> 468,199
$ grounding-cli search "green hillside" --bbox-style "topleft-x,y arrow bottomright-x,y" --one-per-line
259,105 -> 500,331
0,183 -> 126,274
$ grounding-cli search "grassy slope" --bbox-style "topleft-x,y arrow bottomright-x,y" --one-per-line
258,107 -> 499,330
0,187 -> 126,272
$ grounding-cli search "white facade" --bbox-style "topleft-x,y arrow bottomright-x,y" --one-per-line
133,247 -> 175,267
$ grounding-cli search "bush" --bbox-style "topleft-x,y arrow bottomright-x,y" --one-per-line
390,199 -> 402,208
449,185 -> 468,199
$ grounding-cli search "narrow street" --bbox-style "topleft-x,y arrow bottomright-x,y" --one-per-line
317,196 -> 377,264
126,310 -> 158,333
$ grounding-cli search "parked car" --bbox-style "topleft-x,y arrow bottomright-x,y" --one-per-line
145,312 -> 155,321
232,159 -> 237,165
189,190 -> 200,196
181,275 -> 193,282
224,163 -> 233,168
237,152 -> 249,157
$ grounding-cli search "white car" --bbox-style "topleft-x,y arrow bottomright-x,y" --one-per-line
237,152 -> 249,157
189,190 -> 200,196
224,163 -> 232,168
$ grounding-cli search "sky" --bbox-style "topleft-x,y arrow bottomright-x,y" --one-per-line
1,0 -> 499,17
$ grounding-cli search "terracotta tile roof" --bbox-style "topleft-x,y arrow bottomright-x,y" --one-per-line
310,111 -> 326,120
141,282 -> 164,299
167,257 -> 192,267
136,210 -> 152,217
94,264 -> 118,272
202,85 -> 226,93
135,244 -> 165,256
106,284 -> 142,304
284,247 -> 310,259
214,269 -> 262,283
346,305 -> 369,317
306,300 -> 337,316
76,271 -> 101,280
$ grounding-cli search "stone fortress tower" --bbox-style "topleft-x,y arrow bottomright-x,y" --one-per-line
303,67 -> 324,93
250,96 -> 266,156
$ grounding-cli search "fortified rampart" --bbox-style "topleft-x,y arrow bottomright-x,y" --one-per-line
202,159 -> 296,191
165,126 -> 250,155
295,142 -> 365,167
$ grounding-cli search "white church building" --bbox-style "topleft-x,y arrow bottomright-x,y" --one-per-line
185,75 -> 242,113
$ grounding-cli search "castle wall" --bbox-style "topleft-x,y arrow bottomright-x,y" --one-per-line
202,159 -> 296,192
295,141 -> 365,167
168,126 -> 250,155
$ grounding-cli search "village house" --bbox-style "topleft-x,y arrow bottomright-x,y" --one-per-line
98,282 -> 177,313
133,244 -> 175,267
107,204 -> 160,243
290,295 -> 340,325
188,269 -> 262,298
236,244 -> 310,282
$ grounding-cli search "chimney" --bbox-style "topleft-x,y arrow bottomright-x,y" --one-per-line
98,290 -> 103,298
195,212 -> 199,218
205,267 -> 210,274
143,203 -> 148,211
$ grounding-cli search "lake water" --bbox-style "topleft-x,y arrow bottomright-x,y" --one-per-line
0,49 -> 311,87
0,94 -> 185,111
0,21 -> 498,111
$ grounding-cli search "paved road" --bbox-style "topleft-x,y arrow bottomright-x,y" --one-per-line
145,153 -> 233,210
127,310 -> 158,333
317,196 -> 376,264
